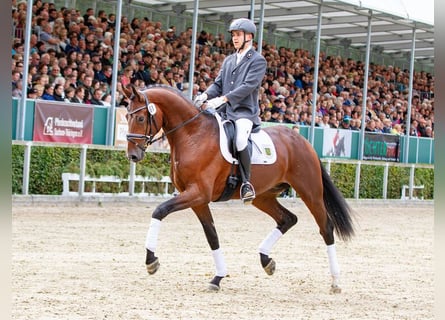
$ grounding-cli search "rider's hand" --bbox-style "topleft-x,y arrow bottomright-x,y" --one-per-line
205,96 -> 226,110
193,93 -> 208,108
204,107 -> 216,115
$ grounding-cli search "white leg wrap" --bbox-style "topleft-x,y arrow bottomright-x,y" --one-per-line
145,218 -> 161,252
327,243 -> 340,278
212,248 -> 227,277
258,228 -> 283,256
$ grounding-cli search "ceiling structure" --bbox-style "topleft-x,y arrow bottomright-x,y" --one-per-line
133,0 -> 434,66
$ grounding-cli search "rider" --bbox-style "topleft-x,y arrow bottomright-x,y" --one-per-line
194,18 -> 267,203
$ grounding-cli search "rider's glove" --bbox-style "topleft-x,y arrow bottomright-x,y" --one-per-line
204,107 -> 216,115
205,96 -> 226,110
193,93 -> 208,108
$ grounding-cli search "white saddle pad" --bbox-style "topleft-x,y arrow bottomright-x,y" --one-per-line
215,113 -> 277,165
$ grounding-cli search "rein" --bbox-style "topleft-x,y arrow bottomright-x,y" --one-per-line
126,91 -> 205,151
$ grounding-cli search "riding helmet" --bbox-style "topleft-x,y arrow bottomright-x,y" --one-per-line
228,18 -> 256,35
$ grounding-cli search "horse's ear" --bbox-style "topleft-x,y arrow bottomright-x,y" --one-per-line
121,85 -> 132,99
130,84 -> 145,102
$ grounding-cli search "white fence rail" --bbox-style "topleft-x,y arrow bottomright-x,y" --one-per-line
61,173 -> 173,196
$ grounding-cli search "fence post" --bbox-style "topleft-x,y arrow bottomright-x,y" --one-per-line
354,161 -> 361,199
383,163 -> 389,199
78,144 -> 88,196
22,141 -> 32,195
129,161 -> 136,196
409,164 -> 415,199
326,159 -> 331,175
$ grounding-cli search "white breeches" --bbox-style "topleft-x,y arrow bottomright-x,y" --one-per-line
235,118 -> 253,151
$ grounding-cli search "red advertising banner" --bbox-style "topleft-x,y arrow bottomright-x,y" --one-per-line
33,101 -> 93,143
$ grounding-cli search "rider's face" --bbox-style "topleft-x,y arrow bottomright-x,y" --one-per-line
231,30 -> 250,50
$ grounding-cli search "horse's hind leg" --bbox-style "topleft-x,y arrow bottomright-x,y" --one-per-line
252,192 -> 297,275
297,187 -> 342,293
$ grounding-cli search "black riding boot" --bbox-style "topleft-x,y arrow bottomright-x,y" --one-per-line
238,147 -> 255,203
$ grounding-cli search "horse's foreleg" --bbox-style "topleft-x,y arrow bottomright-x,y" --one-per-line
209,248 -> 227,290
144,191 -> 207,276
192,205 -> 227,291
145,218 -> 161,274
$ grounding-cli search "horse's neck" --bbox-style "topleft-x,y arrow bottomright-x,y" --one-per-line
158,105 -> 209,142
148,88 -> 216,147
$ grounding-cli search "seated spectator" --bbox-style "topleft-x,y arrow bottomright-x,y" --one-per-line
382,118 -> 393,133
101,93 -> 112,107
41,83 -> 55,100
64,86 -> 75,102
319,114 -> 330,128
283,110 -> 298,124
53,83 -> 65,101
424,126 -> 433,138
339,115 -> 352,130
134,61 -> 150,84
120,66 -> 134,87
65,34 -> 81,53
160,68 -> 176,87
90,88 -> 104,105
350,119 -> 361,131
33,84 -> 44,99
12,69 -> 21,92
261,110 -> 272,122
365,119 -> 379,132
12,78 -> 23,98
329,115 -> 339,128
71,86 -> 85,104
390,123 -> 404,135
39,24 -> 61,53
27,87 -> 39,100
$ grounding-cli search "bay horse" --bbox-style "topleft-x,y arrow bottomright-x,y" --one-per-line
123,84 -> 355,293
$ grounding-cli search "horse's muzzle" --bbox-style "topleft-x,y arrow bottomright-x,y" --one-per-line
126,146 -> 145,163
128,154 -> 142,163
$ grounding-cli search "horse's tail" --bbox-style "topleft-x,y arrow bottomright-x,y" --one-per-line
320,160 -> 355,241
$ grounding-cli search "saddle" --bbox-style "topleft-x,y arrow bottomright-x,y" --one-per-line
215,113 -> 277,165
213,112 -> 277,202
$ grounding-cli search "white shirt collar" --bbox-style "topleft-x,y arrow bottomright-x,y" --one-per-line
236,44 -> 252,64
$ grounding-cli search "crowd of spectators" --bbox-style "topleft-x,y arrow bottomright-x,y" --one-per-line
12,0 -> 435,138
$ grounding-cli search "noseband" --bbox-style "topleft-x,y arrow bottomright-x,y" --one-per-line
126,91 -> 205,152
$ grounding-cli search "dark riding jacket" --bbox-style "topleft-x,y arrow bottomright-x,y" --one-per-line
205,47 -> 267,127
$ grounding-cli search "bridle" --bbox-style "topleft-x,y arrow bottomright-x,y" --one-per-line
126,90 -> 205,152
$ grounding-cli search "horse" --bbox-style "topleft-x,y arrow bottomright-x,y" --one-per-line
123,84 -> 355,293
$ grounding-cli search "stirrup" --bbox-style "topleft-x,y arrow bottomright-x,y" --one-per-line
240,182 -> 255,204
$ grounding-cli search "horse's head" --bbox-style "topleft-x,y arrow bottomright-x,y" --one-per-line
124,85 -> 164,162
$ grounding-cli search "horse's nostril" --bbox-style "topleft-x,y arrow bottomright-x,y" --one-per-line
129,154 -> 140,162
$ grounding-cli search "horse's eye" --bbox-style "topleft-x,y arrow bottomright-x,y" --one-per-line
137,115 -> 145,123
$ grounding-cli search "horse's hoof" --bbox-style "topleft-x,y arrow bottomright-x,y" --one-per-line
330,284 -> 342,294
263,258 -> 276,275
207,275 -> 223,291
146,258 -> 160,275
207,283 -> 220,291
